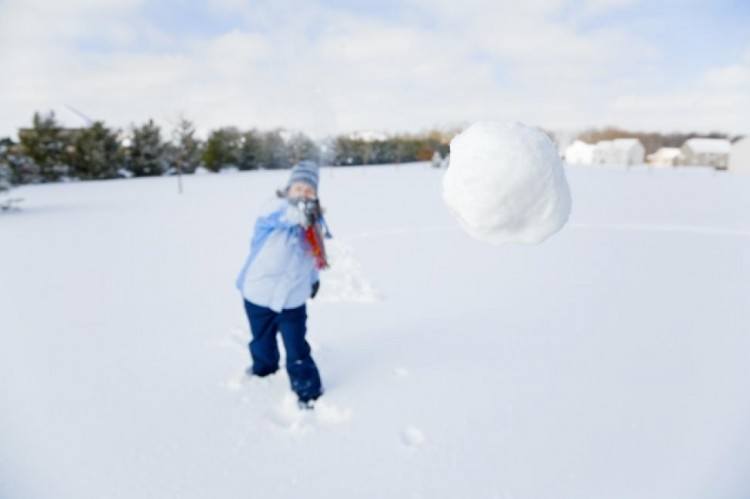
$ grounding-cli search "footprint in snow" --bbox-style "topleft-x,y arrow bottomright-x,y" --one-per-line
267,394 -> 352,432
315,400 -> 353,425
223,367 -> 278,392
224,375 -> 247,392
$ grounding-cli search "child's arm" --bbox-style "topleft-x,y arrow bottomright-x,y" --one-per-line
257,205 -> 302,231
248,206 -> 300,256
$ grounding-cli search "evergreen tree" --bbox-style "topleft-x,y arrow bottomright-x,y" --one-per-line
258,130 -> 289,169
238,130 -> 263,170
129,119 -> 165,176
0,163 -> 11,194
202,127 -> 242,172
18,111 -> 73,182
71,121 -> 121,179
170,118 -> 202,174
287,132 -> 320,164
0,138 -> 12,185
318,137 -> 337,166
0,137 -> 39,184
373,140 -> 396,164
0,152 -> 18,209
329,130 -> 454,166
332,137 -> 364,165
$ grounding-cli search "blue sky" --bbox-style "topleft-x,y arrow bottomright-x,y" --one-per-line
581,1 -> 749,74
0,0 -> 748,138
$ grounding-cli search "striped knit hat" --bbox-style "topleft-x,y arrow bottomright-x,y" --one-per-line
287,160 -> 320,191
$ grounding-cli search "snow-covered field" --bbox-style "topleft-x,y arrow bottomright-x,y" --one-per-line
2,163 -> 749,499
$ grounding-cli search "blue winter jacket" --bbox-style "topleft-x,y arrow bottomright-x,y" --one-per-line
236,200 -> 320,312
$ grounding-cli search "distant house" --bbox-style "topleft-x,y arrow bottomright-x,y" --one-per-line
564,140 -> 596,165
729,137 -> 750,174
592,138 -> 645,166
647,147 -> 681,167
592,140 -> 614,165
680,138 -> 731,169
614,138 -> 645,165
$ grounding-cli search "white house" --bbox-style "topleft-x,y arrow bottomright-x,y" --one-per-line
729,137 -> 750,174
592,138 -> 645,166
647,147 -> 682,167
564,140 -> 596,165
680,138 -> 731,169
592,140 -> 614,165
613,138 -> 645,165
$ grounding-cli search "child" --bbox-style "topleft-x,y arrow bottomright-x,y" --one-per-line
235,160 -> 329,408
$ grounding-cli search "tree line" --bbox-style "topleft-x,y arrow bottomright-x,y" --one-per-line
0,112 -> 453,185
8,113 -> 734,187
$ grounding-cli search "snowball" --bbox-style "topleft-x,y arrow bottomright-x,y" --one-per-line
401,426 -> 426,448
442,122 -> 572,244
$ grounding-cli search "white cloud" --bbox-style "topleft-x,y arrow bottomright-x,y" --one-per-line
581,0 -> 640,15
0,0 -> 747,140
609,52 -> 750,133
0,0 -> 144,48
703,65 -> 750,89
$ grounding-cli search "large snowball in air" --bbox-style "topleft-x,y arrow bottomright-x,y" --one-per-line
442,122 -> 572,244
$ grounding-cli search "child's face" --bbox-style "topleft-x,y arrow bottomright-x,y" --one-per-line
288,182 -> 317,200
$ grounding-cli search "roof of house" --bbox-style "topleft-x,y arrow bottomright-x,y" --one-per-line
565,140 -> 595,151
595,139 -> 642,151
684,138 -> 731,154
612,138 -> 643,148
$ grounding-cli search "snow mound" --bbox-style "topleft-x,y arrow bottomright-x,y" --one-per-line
317,240 -> 380,303
442,121 -> 572,244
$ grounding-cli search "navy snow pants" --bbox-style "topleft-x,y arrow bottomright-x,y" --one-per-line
243,300 -> 323,402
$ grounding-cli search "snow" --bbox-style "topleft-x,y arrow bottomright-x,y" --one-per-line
443,122 -> 572,244
684,138 -> 731,154
2,163 -> 750,499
